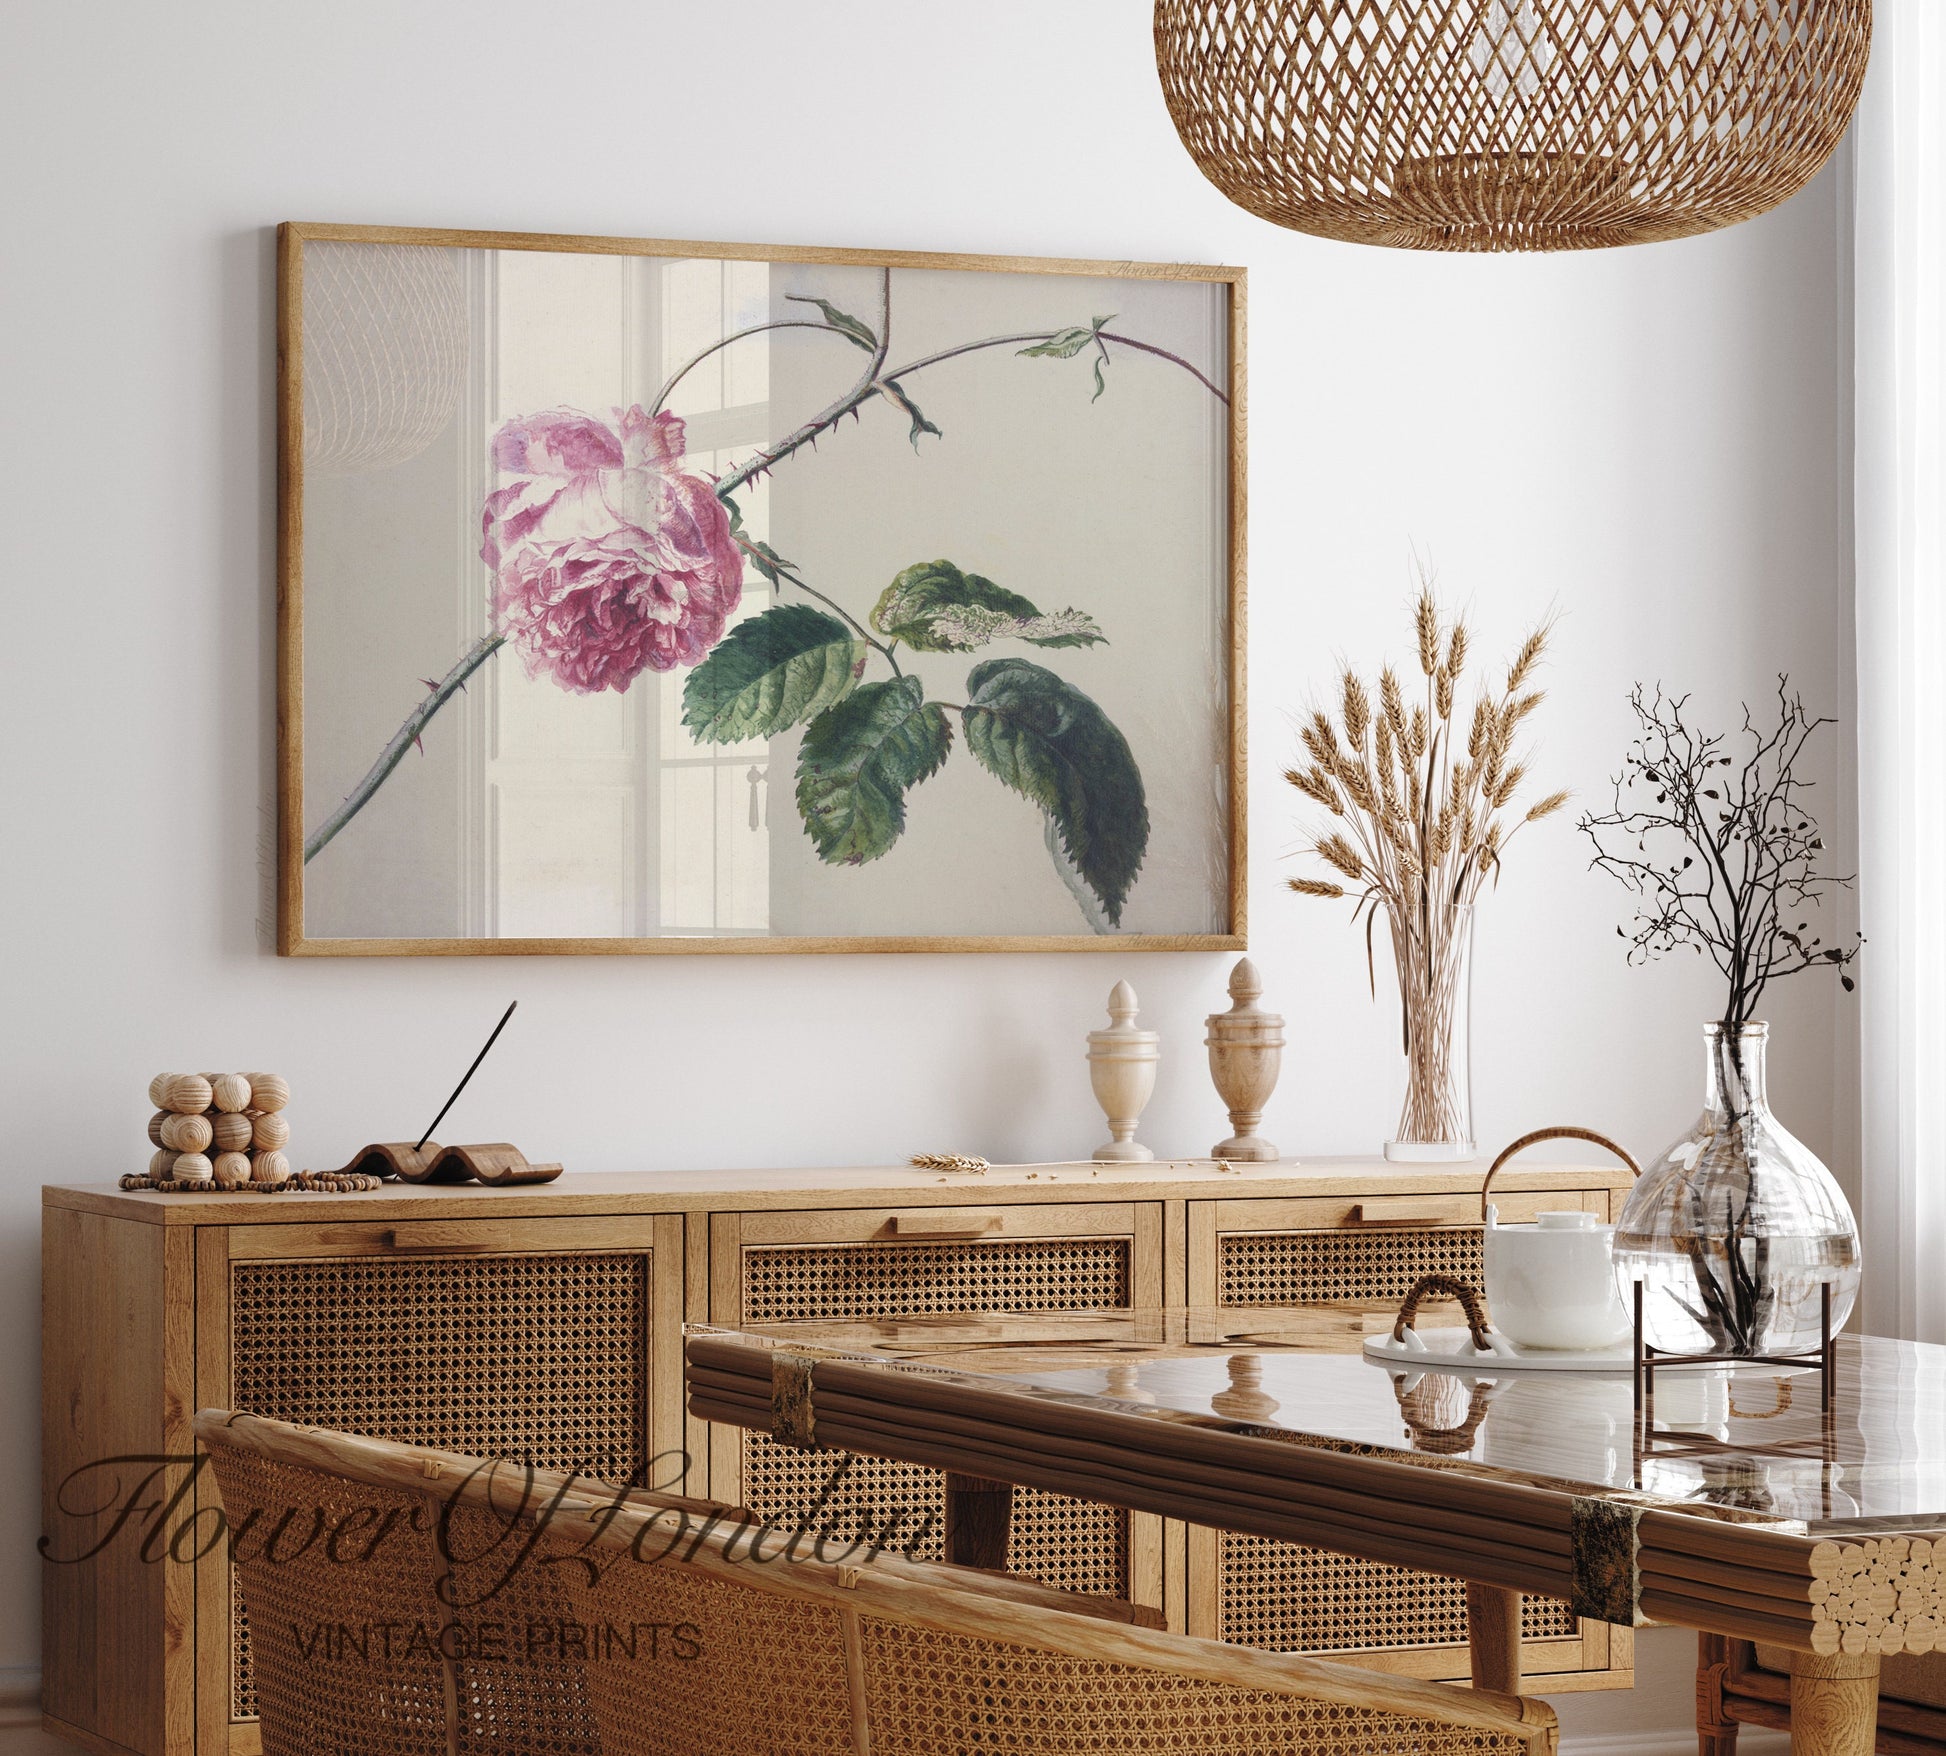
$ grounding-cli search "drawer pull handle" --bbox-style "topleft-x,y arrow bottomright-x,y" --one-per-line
377,1229 -> 491,1253
888,1211 -> 1004,1239
1346,1203 -> 1464,1228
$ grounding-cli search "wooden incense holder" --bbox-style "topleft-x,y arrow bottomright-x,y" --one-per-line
426,1143 -> 563,1186
327,1141 -> 562,1186
331,1142 -> 451,1183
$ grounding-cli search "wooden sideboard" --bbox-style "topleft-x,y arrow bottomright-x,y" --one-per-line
42,1156 -> 1634,1756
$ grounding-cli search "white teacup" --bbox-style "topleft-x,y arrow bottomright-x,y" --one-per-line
1483,1207 -> 1632,1351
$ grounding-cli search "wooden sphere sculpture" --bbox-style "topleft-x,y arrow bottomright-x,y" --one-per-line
159,1112 -> 213,1154
162,1074 -> 212,1115
211,1153 -> 253,1190
1153,1 -> 1872,251
251,1150 -> 291,1187
140,1072 -> 289,1187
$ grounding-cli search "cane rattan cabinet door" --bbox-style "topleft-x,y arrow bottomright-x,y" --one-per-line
195,1213 -> 683,1755
1183,1191 -> 1629,1691
707,1203 -> 1165,1612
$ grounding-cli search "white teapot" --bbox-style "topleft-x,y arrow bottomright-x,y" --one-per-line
1480,1127 -> 1641,1351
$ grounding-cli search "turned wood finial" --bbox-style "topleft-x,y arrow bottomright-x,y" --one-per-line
1210,1353 -> 1280,1421
1088,980 -> 1159,1164
1206,956 -> 1284,1162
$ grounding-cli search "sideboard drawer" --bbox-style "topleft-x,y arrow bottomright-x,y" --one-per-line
197,1214 -> 684,1753
1194,1188 -> 1607,1308
1182,1190 -> 1626,1688
707,1203 -> 1164,1612
1211,1532 -> 1613,1683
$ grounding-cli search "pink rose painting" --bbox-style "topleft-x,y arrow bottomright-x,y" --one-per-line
482,406 -> 742,694
304,265 -> 1230,932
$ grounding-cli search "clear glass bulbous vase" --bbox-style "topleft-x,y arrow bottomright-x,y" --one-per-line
1613,1021 -> 1860,1355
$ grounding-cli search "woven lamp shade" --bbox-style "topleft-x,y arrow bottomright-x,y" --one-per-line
1154,1 -> 1872,252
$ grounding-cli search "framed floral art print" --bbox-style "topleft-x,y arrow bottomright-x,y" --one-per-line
277,222 -> 1245,955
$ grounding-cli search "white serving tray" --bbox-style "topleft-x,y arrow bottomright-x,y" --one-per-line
1362,1326 -> 1730,1374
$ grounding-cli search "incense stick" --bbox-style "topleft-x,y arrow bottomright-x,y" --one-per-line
415,1002 -> 518,1152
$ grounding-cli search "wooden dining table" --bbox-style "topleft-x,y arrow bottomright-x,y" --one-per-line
687,1306 -> 1946,1756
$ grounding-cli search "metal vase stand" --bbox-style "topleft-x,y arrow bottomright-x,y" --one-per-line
1630,1280 -> 1839,1499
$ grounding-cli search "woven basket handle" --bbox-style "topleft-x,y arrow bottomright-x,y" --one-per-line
1391,1272 -> 1493,1351
1480,1126 -> 1642,1223
1393,1377 -> 1496,1456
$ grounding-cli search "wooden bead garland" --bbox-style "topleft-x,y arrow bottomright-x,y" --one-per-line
133,1071 -> 299,1192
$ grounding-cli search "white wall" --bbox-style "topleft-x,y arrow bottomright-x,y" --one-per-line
0,3 -> 1853,1750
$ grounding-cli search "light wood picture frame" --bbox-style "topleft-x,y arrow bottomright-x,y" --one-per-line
278,222 -> 1246,956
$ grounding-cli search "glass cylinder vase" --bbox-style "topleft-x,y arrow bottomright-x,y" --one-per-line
1613,1021 -> 1860,1355
1382,900 -> 1474,1162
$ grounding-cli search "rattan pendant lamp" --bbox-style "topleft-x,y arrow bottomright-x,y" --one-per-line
1154,1 -> 1872,251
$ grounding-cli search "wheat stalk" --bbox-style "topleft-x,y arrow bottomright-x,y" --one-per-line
1284,583 -> 1564,1148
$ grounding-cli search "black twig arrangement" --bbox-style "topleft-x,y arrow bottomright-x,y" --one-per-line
1581,678 -> 1860,1356
1578,677 -> 1859,1031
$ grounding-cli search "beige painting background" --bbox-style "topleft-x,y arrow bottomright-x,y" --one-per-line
301,243 -> 1231,941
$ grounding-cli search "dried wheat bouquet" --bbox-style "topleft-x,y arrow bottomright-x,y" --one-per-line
1285,580 -> 1563,1144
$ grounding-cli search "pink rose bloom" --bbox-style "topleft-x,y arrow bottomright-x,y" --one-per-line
483,406 -> 742,694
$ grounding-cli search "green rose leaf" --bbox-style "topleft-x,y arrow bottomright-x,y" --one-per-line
1018,315 -> 1115,402
1017,315 -> 1114,360
740,538 -> 793,588
870,560 -> 1104,654
681,604 -> 867,745
878,376 -> 942,450
962,658 -> 1148,927
785,294 -> 878,353
795,676 -> 953,864
718,496 -> 794,585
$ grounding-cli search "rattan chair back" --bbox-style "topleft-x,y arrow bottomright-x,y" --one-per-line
197,1409 -> 1559,1756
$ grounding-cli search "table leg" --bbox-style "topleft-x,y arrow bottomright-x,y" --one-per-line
1466,1582 -> 1523,1695
1788,1649 -> 1880,1756
943,1472 -> 1013,1570
1696,1632 -> 1741,1756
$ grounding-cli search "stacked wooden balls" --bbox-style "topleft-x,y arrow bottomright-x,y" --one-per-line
146,1073 -> 291,1188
